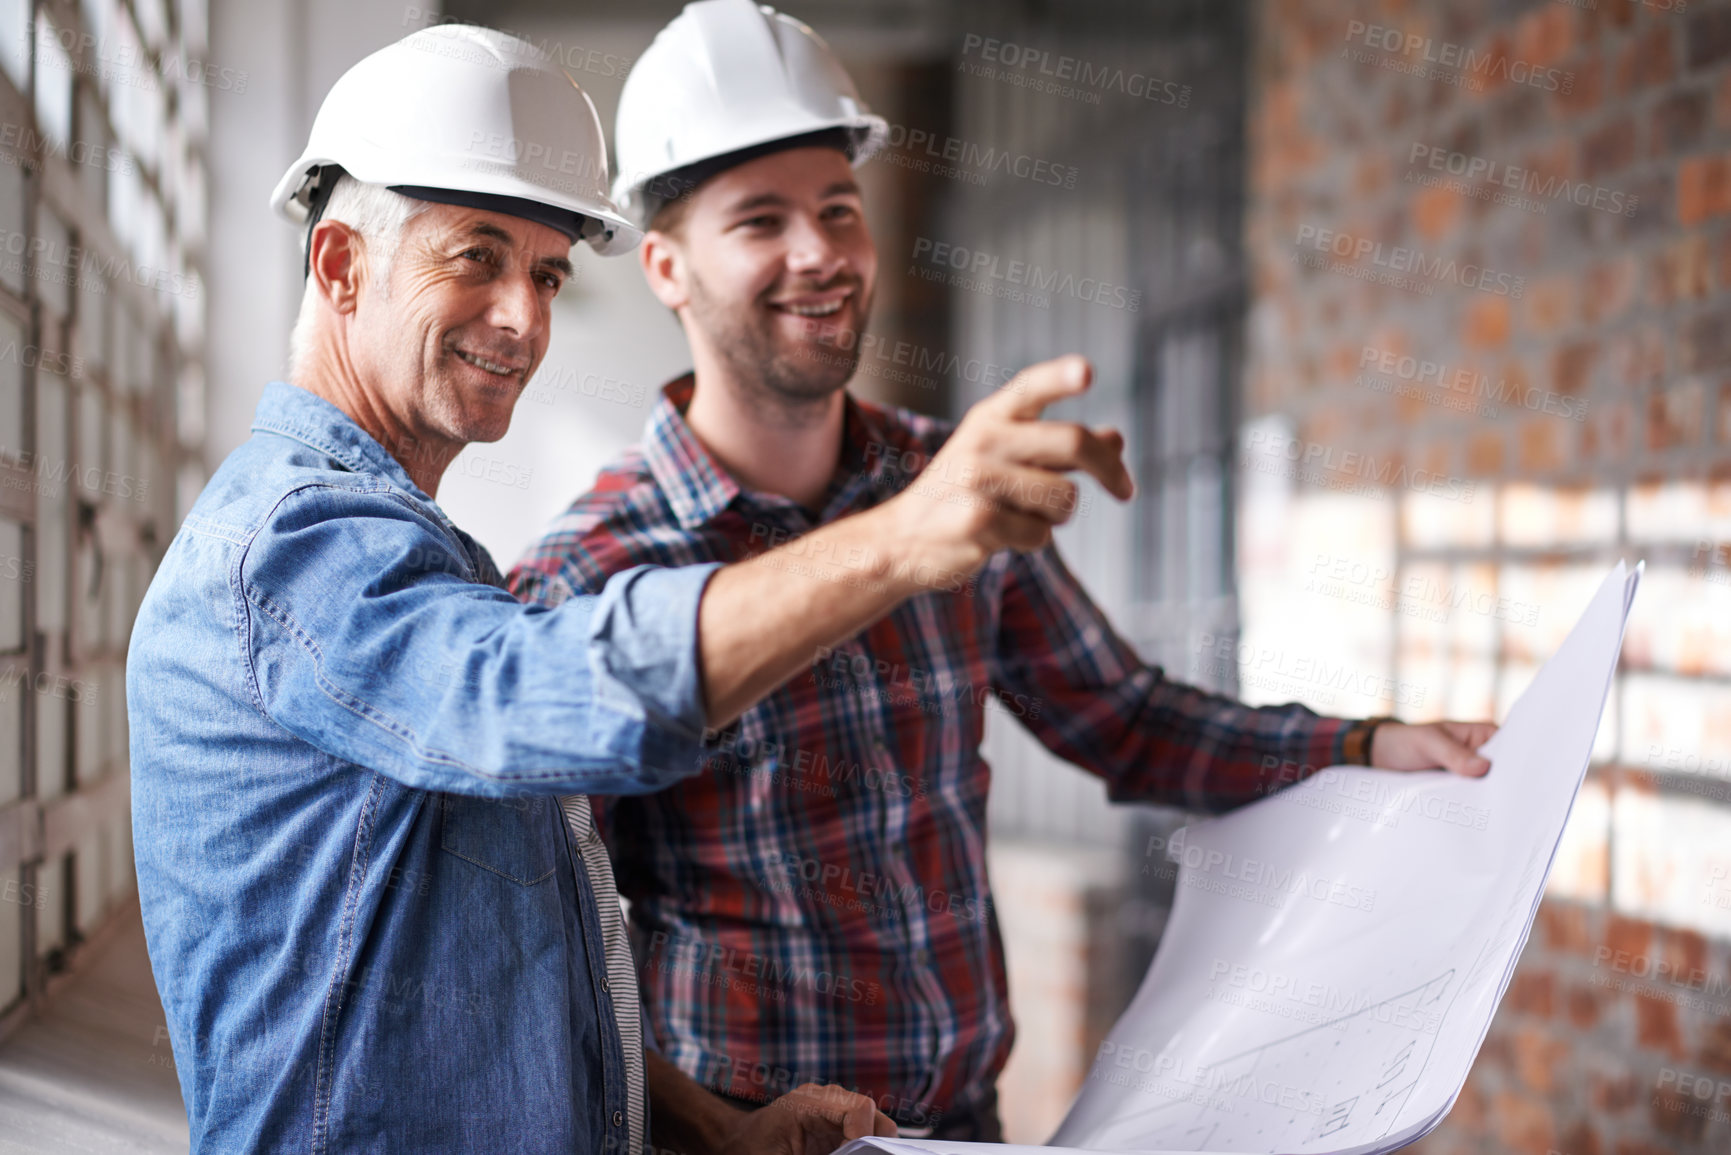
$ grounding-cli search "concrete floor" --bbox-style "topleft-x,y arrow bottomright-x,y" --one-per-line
0,906 -> 189,1153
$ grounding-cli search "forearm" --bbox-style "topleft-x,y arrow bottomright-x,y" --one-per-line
698,504 -> 957,727
646,1049 -> 750,1155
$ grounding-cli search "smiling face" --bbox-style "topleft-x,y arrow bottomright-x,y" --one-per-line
348,204 -> 574,454
644,146 -> 877,409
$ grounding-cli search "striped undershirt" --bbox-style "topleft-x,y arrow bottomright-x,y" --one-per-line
561,793 -> 646,1155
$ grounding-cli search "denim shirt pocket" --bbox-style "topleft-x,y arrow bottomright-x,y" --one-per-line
438,793 -> 562,885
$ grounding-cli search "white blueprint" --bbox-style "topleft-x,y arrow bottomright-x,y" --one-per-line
840,561 -> 1640,1155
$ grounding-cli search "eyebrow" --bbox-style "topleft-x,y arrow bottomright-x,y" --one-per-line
724,180 -> 862,217
459,221 -> 575,279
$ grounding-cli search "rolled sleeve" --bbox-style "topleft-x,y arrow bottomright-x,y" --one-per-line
239,482 -> 718,797
587,562 -> 717,756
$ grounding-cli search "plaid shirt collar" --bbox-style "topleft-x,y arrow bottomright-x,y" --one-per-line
644,374 -> 908,531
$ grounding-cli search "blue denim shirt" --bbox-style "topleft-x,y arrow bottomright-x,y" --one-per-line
128,382 -> 717,1153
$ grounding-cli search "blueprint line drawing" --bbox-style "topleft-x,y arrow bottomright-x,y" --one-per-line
839,561 -> 1641,1155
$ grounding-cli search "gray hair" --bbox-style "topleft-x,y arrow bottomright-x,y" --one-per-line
287,175 -> 430,378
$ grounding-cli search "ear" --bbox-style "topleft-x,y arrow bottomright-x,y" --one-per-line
307,219 -> 368,315
639,229 -> 689,311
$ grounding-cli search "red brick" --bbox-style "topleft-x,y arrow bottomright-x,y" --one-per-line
1519,417 -> 1568,473
1512,1023 -> 1568,1092
1650,233 -> 1712,307
1581,256 -> 1637,324
1582,399 -> 1632,463
1717,71 -> 1731,130
1558,57 -> 1604,117
1652,88 -> 1709,156
1566,982 -> 1606,1029
1609,324 -> 1667,389
1688,8 -> 1731,71
1506,970 -> 1558,1017
1633,992 -> 1683,1055
1648,382 -> 1706,452
1695,1016 -> 1731,1076
1491,1089 -> 1556,1152
1678,154 -> 1731,226
1648,1084 -> 1709,1143
1540,901 -> 1594,955
1616,24 -> 1675,96
1606,913 -> 1652,962
1463,296 -> 1511,349
1513,4 -> 1575,69
1466,429 -> 1505,475
1553,340 -> 1598,396
1655,926 -> 1710,987
1556,1118 -> 1603,1155
1525,276 -> 1575,335
1614,1142 -> 1680,1155
1591,0 -> 1638,36
1413,184 -> 1462,242
1593,1067 -> 1643,1114
1582,116 -> 1638,181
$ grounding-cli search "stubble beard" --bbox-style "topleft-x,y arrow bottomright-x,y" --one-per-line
687,268 -> 873,426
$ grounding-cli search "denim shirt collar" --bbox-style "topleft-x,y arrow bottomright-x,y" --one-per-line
249,381 -> 435,505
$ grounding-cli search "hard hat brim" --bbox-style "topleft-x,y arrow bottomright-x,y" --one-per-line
272,156 -> 644,257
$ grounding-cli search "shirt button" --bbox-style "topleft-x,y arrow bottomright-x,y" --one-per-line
613,1110 -> 624,1128
600,977 -> 611,993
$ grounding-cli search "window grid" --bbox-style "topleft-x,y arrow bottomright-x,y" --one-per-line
0,0 -> 204,1040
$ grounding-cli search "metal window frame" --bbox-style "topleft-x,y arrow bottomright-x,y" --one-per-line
0,0 -> 201,1046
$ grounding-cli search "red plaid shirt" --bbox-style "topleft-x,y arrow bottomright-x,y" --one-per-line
509,376 -> 1354,1126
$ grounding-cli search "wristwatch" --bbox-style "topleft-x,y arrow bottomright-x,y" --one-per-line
1344,716 -> 1396,766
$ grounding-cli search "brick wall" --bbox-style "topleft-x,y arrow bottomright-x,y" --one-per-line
1241,0 -> 1731,1151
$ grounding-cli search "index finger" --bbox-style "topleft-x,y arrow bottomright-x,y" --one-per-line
990,354 -> 1093,420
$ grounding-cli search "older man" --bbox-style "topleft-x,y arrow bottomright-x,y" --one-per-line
126,25 -> 1126,1155
510,0 -> 1498,1143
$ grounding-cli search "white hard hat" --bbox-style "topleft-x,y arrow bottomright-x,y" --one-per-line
612,0 -> 888,225
271,25 -> 640,257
